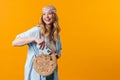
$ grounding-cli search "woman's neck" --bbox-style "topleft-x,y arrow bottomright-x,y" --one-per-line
45,24 -> 53,41
46,24 -> 52,32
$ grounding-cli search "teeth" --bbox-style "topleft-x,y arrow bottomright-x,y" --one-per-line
46,19 -> 50,21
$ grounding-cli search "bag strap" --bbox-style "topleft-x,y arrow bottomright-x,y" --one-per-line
31,38 -> 55,56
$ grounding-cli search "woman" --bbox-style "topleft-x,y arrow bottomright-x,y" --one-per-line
12,5 -> 62,80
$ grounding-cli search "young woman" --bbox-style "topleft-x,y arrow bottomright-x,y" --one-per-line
12,5 -> 62,80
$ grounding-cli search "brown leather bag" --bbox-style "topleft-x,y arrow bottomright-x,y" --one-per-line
33,53 -> 57,76
32,39 -> 57,76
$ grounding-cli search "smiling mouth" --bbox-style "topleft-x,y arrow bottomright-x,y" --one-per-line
45,19 -> 51,22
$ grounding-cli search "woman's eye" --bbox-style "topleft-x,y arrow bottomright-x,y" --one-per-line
48,12 -> 52,15
43,13 -> 46,15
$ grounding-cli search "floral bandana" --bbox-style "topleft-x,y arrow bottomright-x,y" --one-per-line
42,5 -> 56,14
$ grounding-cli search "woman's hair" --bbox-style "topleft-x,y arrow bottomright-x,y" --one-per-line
38,13 -> 61,41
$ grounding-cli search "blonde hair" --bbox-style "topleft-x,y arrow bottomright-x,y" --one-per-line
38,13 -> 61,41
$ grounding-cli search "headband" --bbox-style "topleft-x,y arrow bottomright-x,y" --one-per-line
42,5 -> 56,14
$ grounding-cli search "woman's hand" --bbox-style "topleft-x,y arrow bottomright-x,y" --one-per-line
50,52 -> 60,59
34,38 -> 45,50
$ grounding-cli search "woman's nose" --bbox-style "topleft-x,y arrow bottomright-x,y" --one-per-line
45,14 -> 49,18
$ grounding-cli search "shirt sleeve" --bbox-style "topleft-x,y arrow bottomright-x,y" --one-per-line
57,35 -> 62,55
16,27 -> 40,39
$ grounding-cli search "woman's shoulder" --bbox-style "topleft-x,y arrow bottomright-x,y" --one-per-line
29,25 -> 41,33
31,25 -> 40,30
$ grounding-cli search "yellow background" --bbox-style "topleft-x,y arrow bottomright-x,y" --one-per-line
0,0 -> 120,80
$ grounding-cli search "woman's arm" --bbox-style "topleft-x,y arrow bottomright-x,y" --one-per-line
12,37 -> 35,46
12,27 -> 42,46
12,37 -> 44,47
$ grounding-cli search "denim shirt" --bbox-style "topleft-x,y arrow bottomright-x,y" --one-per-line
16,26 -> 62,80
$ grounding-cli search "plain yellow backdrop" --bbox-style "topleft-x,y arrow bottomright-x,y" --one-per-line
0,0 -> 120,80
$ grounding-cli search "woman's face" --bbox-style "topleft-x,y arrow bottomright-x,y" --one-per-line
42,10 -> 55,25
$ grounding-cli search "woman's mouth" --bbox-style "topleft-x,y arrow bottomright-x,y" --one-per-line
45,19 -> 51,22
43,18 -> 53,24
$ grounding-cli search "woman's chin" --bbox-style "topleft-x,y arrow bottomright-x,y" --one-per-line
45,22 -> 52,25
